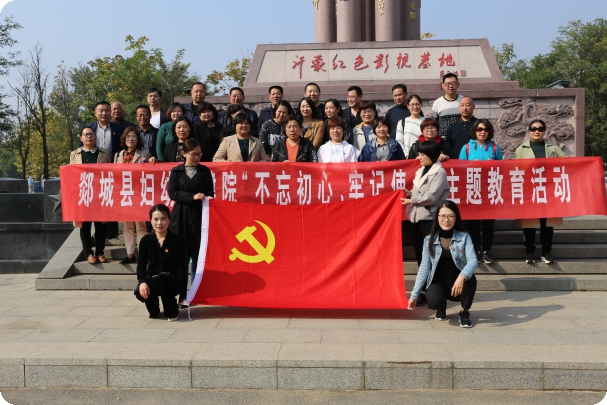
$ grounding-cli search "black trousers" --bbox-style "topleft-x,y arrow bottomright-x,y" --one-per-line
467,219 -> 495,252
426,275 -> 477,311
523,218 -> 553,255
80,221 -> 106,257
134,272 -> 179,318
412,220 -> 433,266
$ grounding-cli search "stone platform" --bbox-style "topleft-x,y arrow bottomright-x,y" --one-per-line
2,273 -> 607,391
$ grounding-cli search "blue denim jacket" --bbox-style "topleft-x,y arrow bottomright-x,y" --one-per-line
411,229 -> 478,300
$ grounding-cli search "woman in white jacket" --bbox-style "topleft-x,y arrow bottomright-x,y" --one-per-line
317,118 -> 357,163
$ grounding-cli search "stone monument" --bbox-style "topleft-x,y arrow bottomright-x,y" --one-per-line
194,1 -> 584,158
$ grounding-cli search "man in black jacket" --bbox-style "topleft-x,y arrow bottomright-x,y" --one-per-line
258,85 -> 283,131
218,87 -> 259,135
110,102 -> 135,128
183,82 -> 207,123
82,101 -> 124,162
135,104 -> 158,161
445,96 -> 477,159
147,88 -> 169,129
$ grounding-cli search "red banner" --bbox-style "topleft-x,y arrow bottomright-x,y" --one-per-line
185,191 -> 408,309
60,157 -> 607,221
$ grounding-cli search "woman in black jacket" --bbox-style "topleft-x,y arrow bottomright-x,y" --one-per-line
270,115 -> 317,162
168,138 -> 215,287
134,204 -> 185,321
163,116 -> 194,163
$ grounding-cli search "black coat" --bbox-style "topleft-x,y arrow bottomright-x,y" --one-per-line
270,137 -> 318,162
168,164 -> 215,258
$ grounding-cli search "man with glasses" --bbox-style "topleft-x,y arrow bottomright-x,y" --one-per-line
218,87 -> 259,136
70,127 -> 111,264
445,97 -> 477,159
134,104 -> 158,162
431,73 -> 464,140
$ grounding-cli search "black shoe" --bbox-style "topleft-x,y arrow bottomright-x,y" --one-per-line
416,293 -> 427,306
541,253 -> 554,264
435,307 -> 447,321
120,256 -> 136,265
525,253 -> 535,264
459,310 -> 472,328
482,251 -> 495,264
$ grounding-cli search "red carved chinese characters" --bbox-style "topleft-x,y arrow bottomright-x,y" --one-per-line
332,54 -> 346,70
438,53 -> 456,67
354,55 -> 369,71
311,54 -> 326,72
292,55 -> 305,79
418,52 -> 431,69
396,52 -> 412,69
373,54 -> 389,73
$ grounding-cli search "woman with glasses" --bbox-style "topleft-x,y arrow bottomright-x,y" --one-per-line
259,100 -> 294,159
515,119 -> 566,264
408,200 -> 478,327
168,138 -> 214,289
114,127 -> 152,264
402,141 -> 450,305
213,113 -> 266,162
358,117 -> 405,162
396,95 -> 424,157
352,101 -> 378,155
459,119 -> 503,264
408,118 -> 449,161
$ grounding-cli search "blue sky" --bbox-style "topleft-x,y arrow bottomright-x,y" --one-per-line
0,0 -> 606,87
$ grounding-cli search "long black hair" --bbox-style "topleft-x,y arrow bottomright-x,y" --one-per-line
428,200 -> 466,256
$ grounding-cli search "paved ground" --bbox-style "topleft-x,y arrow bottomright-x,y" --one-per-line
1,388 -> 605,405
1,274 -> 607,391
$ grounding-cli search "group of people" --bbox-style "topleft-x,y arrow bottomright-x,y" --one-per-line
69,73 -> 567,325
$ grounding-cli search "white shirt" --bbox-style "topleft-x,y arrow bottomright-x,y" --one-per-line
396,116 -> 424,156
150,111 -> 161,129
318,141 -> 357,163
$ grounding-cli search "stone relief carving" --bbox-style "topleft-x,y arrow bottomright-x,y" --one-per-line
495,98 -> 575,159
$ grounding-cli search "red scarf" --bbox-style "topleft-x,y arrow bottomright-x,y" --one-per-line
418,134 -> 442,144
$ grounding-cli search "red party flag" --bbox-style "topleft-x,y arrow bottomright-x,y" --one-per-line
185,191 -> 408,309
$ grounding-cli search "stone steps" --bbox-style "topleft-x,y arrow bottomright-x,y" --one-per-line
401,230 -> 607,245
402,260 -> 607,275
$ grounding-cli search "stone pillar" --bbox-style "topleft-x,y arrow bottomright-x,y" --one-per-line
314,0 -> 337,43
401,0 -> 420,40
336,0 -> 362,43
361,0 -> 375,42
375,0 -> 399,41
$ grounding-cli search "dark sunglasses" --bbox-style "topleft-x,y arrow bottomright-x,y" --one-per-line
530,126 -> 546,132
475,127 -> 488,132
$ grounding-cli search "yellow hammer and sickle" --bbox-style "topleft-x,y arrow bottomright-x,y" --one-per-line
229,220 -> 276,264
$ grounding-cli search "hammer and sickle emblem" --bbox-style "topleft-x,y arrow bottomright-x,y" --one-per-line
229,220 -> 276,264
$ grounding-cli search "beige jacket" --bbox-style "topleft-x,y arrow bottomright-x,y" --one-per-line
69,147 -> 111,164
114,149 -> 151,164
302,119 -> 325,150
407,162 -> 450,223
213,135 -> 267,162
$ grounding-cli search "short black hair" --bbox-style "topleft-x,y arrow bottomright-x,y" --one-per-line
148,87 -> 162,97
418,140 -> 441,163
134,104 -> 151,115
229,87 -> 244,96
304,82 -> 320,93
528,119 -> 547,131
94,101 -> 110,110
269,85 -> 283,94
191,81 -> 206,90
442,73 -> 458,83
373,117 -> 391,135
81,125 -> 96,136
347,86 -> 363,96
196,102 -> 218,117
232,112 -> 251,127
392,84 -> 407,93
284,114 -> 302,128
171,116 -> 192,143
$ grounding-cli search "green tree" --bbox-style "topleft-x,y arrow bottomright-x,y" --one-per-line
0,16 -> 22,132
493,19 -> 607,160
206,51 -> 252,95
49,62 -> 82,152
81,35 -> 200,122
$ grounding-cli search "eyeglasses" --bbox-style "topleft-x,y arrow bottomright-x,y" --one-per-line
476,127 -> 488,133
438,214 -> 456,220
125,135 -> 138,140
82,133 -> 95,138
423,127 -> 437,132
361,110 -> 375,115
408,103 -> 421,107
530,126 -> 546,132
443,82 -> 458,87
187,152 -> 202,157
